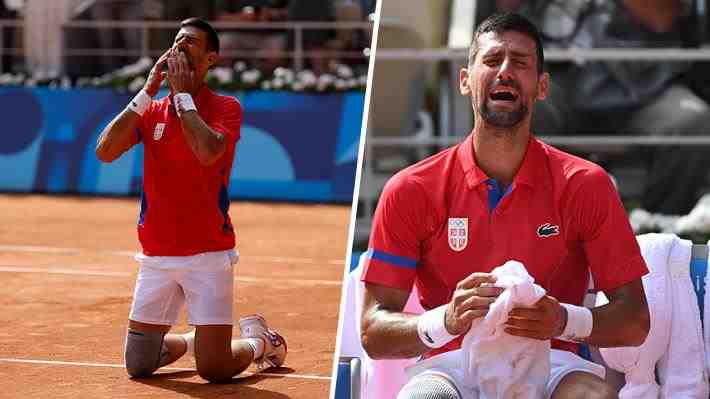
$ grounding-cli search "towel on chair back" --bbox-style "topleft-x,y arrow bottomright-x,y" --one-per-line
462,260 -> 549,399
598,233 -> 707,398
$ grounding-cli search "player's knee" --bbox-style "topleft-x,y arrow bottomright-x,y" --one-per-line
582,385 -> 618,399
397,374 -> 461,399
124,328 -> 167,378
563,378 -> 618,399
196,364 -> 234,383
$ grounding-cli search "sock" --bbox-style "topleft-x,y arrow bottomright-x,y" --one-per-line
182,330 -> 195,356
245,337 -> 265,359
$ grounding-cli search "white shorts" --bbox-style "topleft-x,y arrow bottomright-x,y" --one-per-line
403,349 -> 606,399
128,249 -> 239,326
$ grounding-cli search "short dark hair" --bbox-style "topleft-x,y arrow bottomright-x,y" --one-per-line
180,17 -> 220,53
468,12 -> 544,74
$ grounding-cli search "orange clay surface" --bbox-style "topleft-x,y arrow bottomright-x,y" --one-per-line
0,194 -> 352,398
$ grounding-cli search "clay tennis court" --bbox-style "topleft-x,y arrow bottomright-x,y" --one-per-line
0,194 -> 350,398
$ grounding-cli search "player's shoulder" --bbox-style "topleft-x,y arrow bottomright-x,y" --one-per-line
208,90 -> 242,113
541,139 -> 608,180
539,139 -> 614,193
383,145 -> 459,200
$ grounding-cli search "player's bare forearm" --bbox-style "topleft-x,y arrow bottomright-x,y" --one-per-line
95,108 -> 141,162
179,111 -> 226,166
361,283 -> 430,359
585,279 -> 649,348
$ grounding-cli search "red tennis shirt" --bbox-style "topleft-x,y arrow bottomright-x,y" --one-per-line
362,134 -> 648,357
132,86 -> 241,256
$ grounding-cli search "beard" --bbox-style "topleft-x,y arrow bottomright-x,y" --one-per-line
479,99 -> 528,128
476,77 -> 530,128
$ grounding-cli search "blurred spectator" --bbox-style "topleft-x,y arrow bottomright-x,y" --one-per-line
0,0 -> 19,73
324,0 -> 369,70
23,0 -> 83,79
215,0 -> 289,72
287,0 -> 335,74
87,0 -> 155,74
152,0 -> 215,51
485,0 -> 710,215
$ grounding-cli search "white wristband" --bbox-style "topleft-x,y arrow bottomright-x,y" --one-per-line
558,303 -> 593,342
173,92 -> 197,116
127,89 -> 151,116
417,305 -> 458,348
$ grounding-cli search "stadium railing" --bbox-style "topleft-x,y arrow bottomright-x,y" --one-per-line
0,19 -> 373,73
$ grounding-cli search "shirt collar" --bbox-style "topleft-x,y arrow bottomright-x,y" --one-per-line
457,133 -> 549,190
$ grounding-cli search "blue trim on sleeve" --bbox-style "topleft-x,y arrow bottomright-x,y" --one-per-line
368,248 -> 417,269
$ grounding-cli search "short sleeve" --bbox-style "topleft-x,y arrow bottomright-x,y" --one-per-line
361,173 -> 433,291
208,96 -> 242,145
568,167 -> 648,292
132,101 -> 154,146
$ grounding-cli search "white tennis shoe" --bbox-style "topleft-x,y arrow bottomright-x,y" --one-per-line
238,314 -> 287,370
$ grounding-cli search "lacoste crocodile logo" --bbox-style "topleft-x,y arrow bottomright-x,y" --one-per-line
537,223 -> 560,238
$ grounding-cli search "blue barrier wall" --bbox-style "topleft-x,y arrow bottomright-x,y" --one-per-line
0,88 -> 363,202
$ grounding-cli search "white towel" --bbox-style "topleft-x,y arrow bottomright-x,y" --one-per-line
656,237 -> 708,399
598,233 -> 674,398
462,260 -> 549,399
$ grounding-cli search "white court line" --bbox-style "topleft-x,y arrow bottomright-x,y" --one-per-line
0,358 -> 330,381
0,266 -> 130,277
0,265 -> 342,286
0,245 -> 345,266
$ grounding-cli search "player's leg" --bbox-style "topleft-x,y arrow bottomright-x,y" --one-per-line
190,318 -> 288,383
125,320 -> 188,377
547,349 -> 617,399
550,372 -> 618,399
125,264 -> 186,378
192,324 -> 253,383
181,251 -> 287,382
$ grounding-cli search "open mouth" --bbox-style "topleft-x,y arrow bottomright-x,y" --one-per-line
489,88 -> 518,102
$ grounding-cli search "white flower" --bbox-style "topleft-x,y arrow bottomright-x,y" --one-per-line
242,69 -> 262,84
60,76 -> 72,89
233,61 -> 247,72
291,81 -> 305,91
25,78 -> 37,87
272,77 -> 285,89
335,64 -> 354,79
135,57 -> 153,74
0,73 -> 13,84
316,74 -> 335,91
335,78 -> 347,90
261,81 -> 272,90
76,77 -> 90,87
274,67 -> 295,82
346,78 -> 358,89
296,70 -> 317,87
211,67 -> 233,84
128,76 -> 146,92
